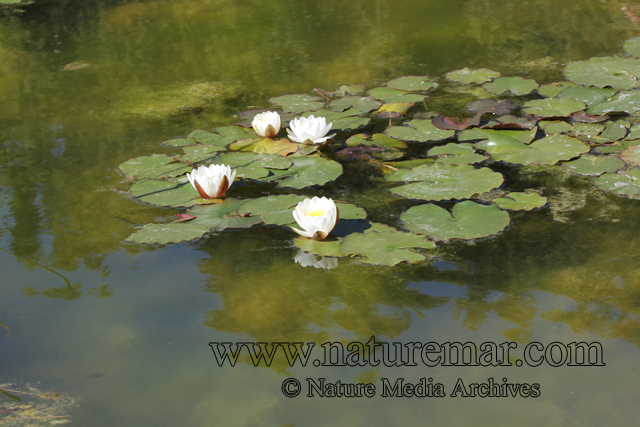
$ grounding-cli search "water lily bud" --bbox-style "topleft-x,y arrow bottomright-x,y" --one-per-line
251,111 -> 281,138
287,115 -> 336,144
186,164 -> 236,199
291,196 -> 338,240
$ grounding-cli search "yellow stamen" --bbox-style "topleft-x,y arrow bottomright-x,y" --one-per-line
306,209 -> 325,217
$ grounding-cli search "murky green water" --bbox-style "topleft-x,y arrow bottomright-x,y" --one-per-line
2,0 -> 640,425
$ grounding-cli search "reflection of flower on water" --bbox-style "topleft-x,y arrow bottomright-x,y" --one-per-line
293,250 -> 338,269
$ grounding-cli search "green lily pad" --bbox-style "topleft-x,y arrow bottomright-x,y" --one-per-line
346,133 -> 408,149
387,163 -> 504,201
482,77 -> 539,96
162,137 -> 197,148
595,168 -> 640,199
332,116 -> 370,131
326,84 -> 366,96
339,230 -> 435,266
180,145 -> 227,163
540,121 -> 573,135
377,102 -> 415,118
293,237 -> 343,257
580,121 -> 628,143
564,57 -> 640,90
125,223 -> 210,244
494,192 -> 547,211
482,115 -> 537,131
595,140 -> 640,154
237,194 -> 308,225
210,152 -> 291,180
228,138 -> 299,156
187,198 -> 265,230
521,98 -> 586,118
367,87 -> 427,103
259,156 -> 343,189
428,143 -> 489,165
475,134 -> 589,165
335,202 -> 368,220
625,123 -> 640,140
445,68 -> 500,84
129,179 -> 198,207
302,108 -> 361,122
118,154 -> 191,179
588,90 -> 640,115
624,36 -> 640,58
568,122 -> 605,138
400,201 -> 510,241
214,126 -> 257,140
269,94 -> 324,114
385,119 -> 455,142
621,145 -> 640,164
458,127 -> 537,144
386,76 -> 438,92
537,82 -> 578,98
328,96 -> 382,113
561,154 -> 625,176
188,130 -> 233,145
557,86 -> 616,107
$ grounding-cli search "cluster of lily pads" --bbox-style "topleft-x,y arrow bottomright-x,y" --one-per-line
117,35 -> 640,267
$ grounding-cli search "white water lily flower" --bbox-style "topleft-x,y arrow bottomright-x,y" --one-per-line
186,164 -> 236,199
293,250 -> 338,269
251,111 -> 281,138
287,115 -> 335,144
291,196 -> 338,240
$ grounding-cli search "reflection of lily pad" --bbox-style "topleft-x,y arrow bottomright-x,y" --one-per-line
130,179 -> 198,207
521,98 -> 585,118
269,94 -> 324,114
386,76 -> 438,92
428,143 -> 488,165
561,155 -> 625,175
367,87 -> 426,103
400,201 -> 510,241
210,152 -> 291,179
595,169 -> 640,199
259,156 -> 343,189
388,163 -> 504,201
228,138 -> 298,156
118,154 -> 191,179
445,68 -> 500,84
385,119 -> 455,142
187,198 -> 264,230
125,223 -> 210,244
494,192 -> 547,211
564,57 -> 640,90
339,230 -> 435,266
475,134 -> 589,165
482,77 -> 539,96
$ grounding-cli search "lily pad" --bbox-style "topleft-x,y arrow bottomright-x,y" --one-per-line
259,156 -> 343,189
367,87 -> 426,103
432,114 -> 481,130
302,108 -> 361,122
557,86 -> 616,107
428,143 -> 489,165
214,126 -> 257,141
564,57 -> 640,90
474,134 -> 589,165
387,76 -> 438,92
237,194 -> 308,225
129,179 -> 198,207
445,68 -> 500,84
625,123 -> 640,141
387,163 -> 504,201
494,192 -> 547,211
118,154 -> 191,179
465,99 -> 517,115
339,230 -> 435,266
561,155 -> 625,175
568,122 -> 605,138
181,144 -> 227,163
482,77 -> 539,96
162,137 -> 197,148
537,82 -> 578,98
326,84 -> 366,96
269,94 -> 324,114
482,115 -> 537,130
385,119 -> 455,142
187,198 -> 265,230
623,36 -> 640,58
579,121 -> 627,143
328,96 -> 382,113
332,116 -> 371,131
621,145 -> 640,164
377,102 -> 415,118
346,133 -> 408,149
400,201 -> 510,241
293,237 -> 343,257
459,127 -> 537,144
540,121 -> 573,135
595,168 -> 640,199
228,138 -> 299,156
521,98 -> 586,118
125,223 -> 210,244
588,90 -> 640,115
210,152 -> 291,180
188,130 -> 233,145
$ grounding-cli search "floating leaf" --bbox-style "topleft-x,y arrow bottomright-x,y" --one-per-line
238,194 -> 308,225
269,94 -> 324,114
568,122 -> 605,138
494,192 -> 547,211
475,134 -> 589,165
557,86 -> 616,107
346,133 -> 408,149
385,119 -> 455,142
571,111 -> 609,124
302,108 -> 361,122
459,127 -> 537,144
623,36 -> 640,58
521,98 -> 586,118
339,230 -> 435,266
130,179 -> 198,207
482,77 -> 539,96
210,152 -> 291,180
326,84 -> 366,96
188,130 -> 233,145
332,116 -> 370,131
181,144 -> 227,163
595,168 -> 640,199
621,145 -> 640,165
561,155 -> 625,175
335,202 -> 368,220
626,123 -> 640,141
259,156 -> 343,189
400,201 -> 510,241
387,163 -> 504,201
328,96 -> 381,113
293,237 -> 343,257
445,68 -> 500,84
588,90 -> 640,115
482,115 -> 537,130
428,143 -> 489,165
432,114 -> 481,130
580,121 -> 628,143
465,99 -> 517,115
537,82 -> 578,98
367,87 -> 426,103
564,57 -> 640,90
377,102 -> 414,118
118,154 -> 191,179
386,76 -> 438,92
214,126 -> 257,141
173,214 -> 197,223
540,121 -> 573,135
125,223 -> 210,244
228,138 -> 298,156
162,137 -> 197,148
187,198 -> 264,229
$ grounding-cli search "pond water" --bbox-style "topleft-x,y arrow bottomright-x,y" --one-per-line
2,0 -> 640,425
